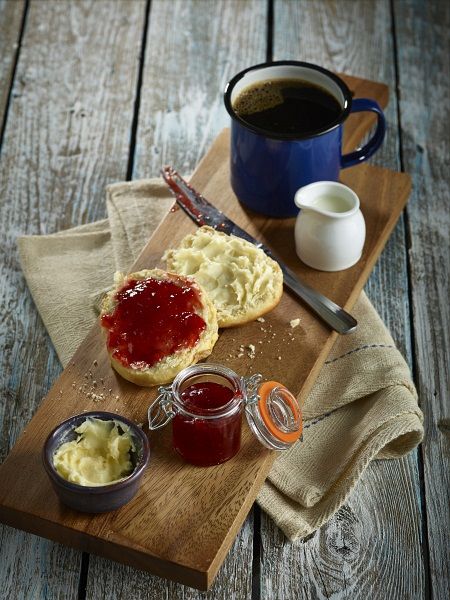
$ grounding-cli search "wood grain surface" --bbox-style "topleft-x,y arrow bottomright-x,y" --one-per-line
394,1 -> 450,598
0,0 -> 25,129
0,119 -> 411,591
0,0 -> 447,598
0,1 -> 146,599
268,1 -> 426,598
118,1 -> 268,596
133,0 -> 268,179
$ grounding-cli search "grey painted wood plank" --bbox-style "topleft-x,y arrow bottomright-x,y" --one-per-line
0,0 -> 146,596
87,513 -> 254,600
0,527 -> 82,600
259,1 -> 425,597
132,0 -> 267,179
0,1 -> 439,599
0,0 -> 25,130
261,457 -> 424,600
86,0 -> 267,597
394,0 -> 450,598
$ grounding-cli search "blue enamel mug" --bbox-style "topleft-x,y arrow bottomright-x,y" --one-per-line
224,61 -> 386,218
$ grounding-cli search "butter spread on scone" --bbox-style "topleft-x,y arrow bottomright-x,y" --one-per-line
163,226 -> 283,327
100,269 -> 218,386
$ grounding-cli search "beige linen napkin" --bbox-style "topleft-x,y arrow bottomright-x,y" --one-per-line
18,179 -> 423,541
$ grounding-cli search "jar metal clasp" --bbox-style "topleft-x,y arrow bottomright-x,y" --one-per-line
148,385 -> 175,430
242,373 -> 263,407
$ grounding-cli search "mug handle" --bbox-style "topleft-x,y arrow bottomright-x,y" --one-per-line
341,98 -> 386,168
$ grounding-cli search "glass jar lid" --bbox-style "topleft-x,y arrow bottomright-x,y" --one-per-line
243,376 -> 302,450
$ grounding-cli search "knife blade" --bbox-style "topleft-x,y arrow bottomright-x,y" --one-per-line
161,166 -> 357,334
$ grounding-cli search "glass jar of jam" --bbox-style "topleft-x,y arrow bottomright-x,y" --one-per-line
148,363 -> 302,467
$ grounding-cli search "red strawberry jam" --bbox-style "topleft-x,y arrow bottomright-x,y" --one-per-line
180,381 -> 234,413
101,277 -> 206,368
172,381 -> 242,466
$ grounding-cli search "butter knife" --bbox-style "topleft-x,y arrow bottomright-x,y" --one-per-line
161,166 -> 357,335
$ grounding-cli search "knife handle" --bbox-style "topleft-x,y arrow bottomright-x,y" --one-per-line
281,268 -> 357,334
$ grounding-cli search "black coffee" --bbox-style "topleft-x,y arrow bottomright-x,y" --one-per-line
233,78 -> 342,136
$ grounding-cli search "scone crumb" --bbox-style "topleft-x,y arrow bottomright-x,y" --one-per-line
290,318 -> 301,328
256,317 -> 265,323
247,344 -> 256,359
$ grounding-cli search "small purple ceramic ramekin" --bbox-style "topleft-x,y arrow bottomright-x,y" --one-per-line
43,411 -> 150,513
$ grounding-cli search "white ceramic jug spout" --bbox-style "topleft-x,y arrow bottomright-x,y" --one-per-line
295,198 -> 316,212
294,181 -> 366,272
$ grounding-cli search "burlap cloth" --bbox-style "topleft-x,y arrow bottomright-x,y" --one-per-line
18,179 -> 423,541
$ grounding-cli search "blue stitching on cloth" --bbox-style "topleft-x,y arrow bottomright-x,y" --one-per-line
302,344 -> 396,431
325,344 -> 395,364
303,411 -> 332,429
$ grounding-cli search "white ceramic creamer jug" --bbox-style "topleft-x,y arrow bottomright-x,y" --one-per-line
294,181 -> 366,271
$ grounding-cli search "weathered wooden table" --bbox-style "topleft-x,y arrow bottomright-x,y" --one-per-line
0,1 -> 448,598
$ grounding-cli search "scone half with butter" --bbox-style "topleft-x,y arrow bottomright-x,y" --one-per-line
100,268 -> 218,386
163,226 -> 283,327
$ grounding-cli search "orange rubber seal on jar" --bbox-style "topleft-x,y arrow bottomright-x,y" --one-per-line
258,381 -> 302,444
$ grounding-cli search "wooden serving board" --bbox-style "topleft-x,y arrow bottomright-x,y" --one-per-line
0,76 -> 411,591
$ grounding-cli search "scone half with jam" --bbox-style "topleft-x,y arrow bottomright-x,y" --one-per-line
100,268 -> 218,386
163,226 -> 283,327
